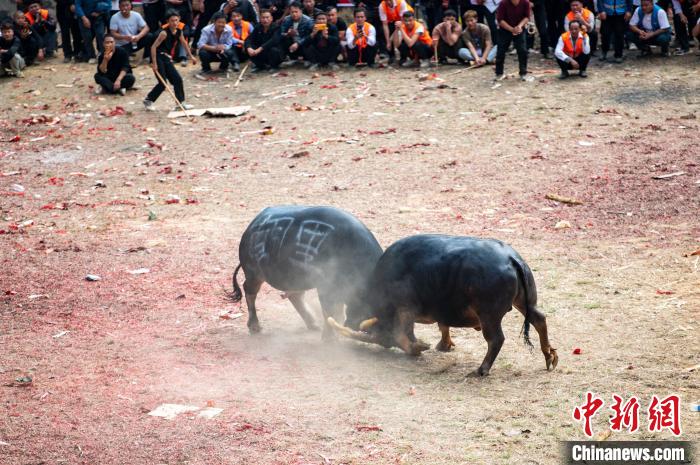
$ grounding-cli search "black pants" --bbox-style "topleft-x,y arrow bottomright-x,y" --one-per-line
198,48 -> 238,71
143,1 -> 165,32
600,13 -> 627,58
347,44 -> 377,65
398,41 -> 432,60
146,53 -> 184,103
495,29 -> 527,76
556,53 -> 590,72
94,72 -> 135,92
250,46 -> 284,69
527,0 -> 549,53
282,36 -> 305,60
305,43 -> 340,65
380,21 -> 396,55
673,4 -> 696,51
119,35 -> 152,59
546,0 -> 565,48
437,40 -> 460,60
57,9 -> 83,59
472,4 -> 498,42
586,29 -> 598,52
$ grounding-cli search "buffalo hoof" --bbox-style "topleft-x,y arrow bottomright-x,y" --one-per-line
248,321 -> 262,334
477,366 -> 490,377
435,339 -> 455,352
409,341 -> 430,356
546,348 -> 558,371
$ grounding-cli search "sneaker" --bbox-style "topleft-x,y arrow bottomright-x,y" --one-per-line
119,88 -> 126,96
179,102 -> 194,110
268,66 -> 280,73
520,74 -> 528,81
613,56 -> 624,64
250,65 -> 262,73
233,62 -> 241,72
638,48 -> 651,58
330,63 -> 339,70
542,52 -> 552,59
143,99 -> 155,111
419,59 -> 430,68
558,71 -> 569,79
599,52 -> 607,62
63,56 -> 72,64
180,60 -> 188,67
303,60 -> 312,68
88,58 -> 97,64
94,86 -> 103,95
308,63 -> 319,71
629,42 -> 638,50
579,70 -> 588,78
281,59 -> 295,67
673,49 -> 688,56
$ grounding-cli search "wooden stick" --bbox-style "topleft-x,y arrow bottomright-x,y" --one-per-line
153,68 -> 193,120
234,62 -> 249,87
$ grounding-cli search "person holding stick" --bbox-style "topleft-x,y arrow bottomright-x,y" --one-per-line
346,8 -> 378,67
431,9 -> 461,63
143,9 -> 197,111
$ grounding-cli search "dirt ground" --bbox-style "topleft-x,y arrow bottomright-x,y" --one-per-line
1,52 -> 699,465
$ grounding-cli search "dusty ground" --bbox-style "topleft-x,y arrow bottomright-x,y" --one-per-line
1,52 -> 699,465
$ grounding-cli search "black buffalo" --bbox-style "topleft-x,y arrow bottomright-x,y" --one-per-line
331,234 -> 558,376
231,206 -> 383,338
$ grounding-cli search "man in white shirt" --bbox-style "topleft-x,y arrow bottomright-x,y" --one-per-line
109,0 -> 150,58
554,19 -> 590,78
627,0 -> 671,56
346,8 -> 378,66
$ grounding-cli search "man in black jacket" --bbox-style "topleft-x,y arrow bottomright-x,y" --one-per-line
305,11 -> 340,70
244,9 -> 283,71
13,11 -> 43,65
1,22 -> 26,77
94,35 -> 135,94
220,0 -> 258,23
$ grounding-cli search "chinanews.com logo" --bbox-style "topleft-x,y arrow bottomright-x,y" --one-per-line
563,392 -> 695,465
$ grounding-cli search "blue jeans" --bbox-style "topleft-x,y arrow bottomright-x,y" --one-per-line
79,13 -> 107,59
458,46 -> 498,63
626,30 -> 671,53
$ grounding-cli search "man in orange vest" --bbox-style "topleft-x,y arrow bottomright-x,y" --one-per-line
553,19 -> 590,78
346,7 -> 378,67
392,10 -> 432,67
25,1 -> 57,57
378,0 -> 412,62
228,9 -> 253,65
564,0 -> 597,54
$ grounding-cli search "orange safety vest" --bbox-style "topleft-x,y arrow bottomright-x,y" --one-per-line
565,8 -> 593,26
349,22 -> 371,48
561,31 -> 585,57
380,0 -> 414,23
228,20 -> 251,47
401,21 -> 431,45
25,9 -> 48,26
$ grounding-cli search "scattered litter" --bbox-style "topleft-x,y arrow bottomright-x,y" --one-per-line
408,386 -> 416,396
128,268 -> 150,275
52,330 -> 70,338
0,441 -> 9,446
219,310 -> 243,320
167,106 -> 249,119
685,363 -> 700,372
355,425 -> 382,432
55,83 -> 74,88
652,171 -> 685,180
148,404 -> 200,420
554,220 -> 572,229
504,429 -> 531,436
148,211 -> 157,221
684,249 -> 700,257
577,140 -> 595,147
9,184 -> 24,193
85,274 -> 101,281
165,195 -> 180,204
573,348 -> 582,355
14,375 -> 32,385
28,294 -> 48,300
197,407 -> 223,419
546,193 -> 582,205
655,289 -> 674,295
691,404 -> 699,412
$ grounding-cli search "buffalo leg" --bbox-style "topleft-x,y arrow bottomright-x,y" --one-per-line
435,324 -> 455,352
287,292 -> 320,331
394,309 -> 430,356
318,291 -> 344,341
477,315 -> 505,376
515,304 -> 558,371
243,276 -> 264,334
